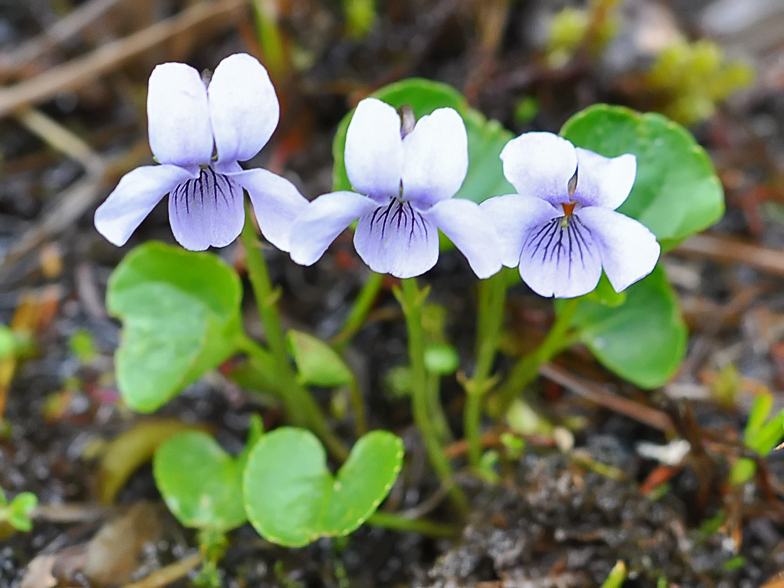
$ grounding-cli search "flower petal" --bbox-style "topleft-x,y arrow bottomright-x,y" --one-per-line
354,200 -> 438,278
422,198 -> 501,279
573,149 -> 636,210
147,62 -> 213,167
402,108 -> 468,206
577,207 -> 660,292
94,164 -> 195,246
229,168 -> 308,252
479,194 -> 561,267
345,98 -> 403,201
168,168 -> 245,251
208,53 -> 279,164
518,215 -> 602,298
500,132 -> 577,207
289,191 -> 378,265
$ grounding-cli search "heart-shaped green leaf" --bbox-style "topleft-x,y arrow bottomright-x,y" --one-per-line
560,104 -> 724,251
333,78 -> 514,204
561,265 -> 687,388
288,330 -> 353,387
154,430 -> 249,532
243,427 -> 403,547
107,242 -> 243,412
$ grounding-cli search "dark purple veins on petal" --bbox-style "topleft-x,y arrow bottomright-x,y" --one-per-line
170,167 -> 240,216
369,200 -> 428,243
525,214 -> 592,276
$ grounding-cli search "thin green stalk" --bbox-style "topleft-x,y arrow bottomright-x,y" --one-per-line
367,511 -> 459,539
347,376 -> 368,437
240,212 -> 348,462
426,371 -> 452,445
250,0 -> 286,80
331,271 -> 384,352
398,278 -> 469,514
463,272 -> 507,469
494,298 -> 580,416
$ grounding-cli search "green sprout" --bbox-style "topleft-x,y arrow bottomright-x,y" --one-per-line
729,391 -> 784,485
546,0 -> 622,68
0,488 -> 38,533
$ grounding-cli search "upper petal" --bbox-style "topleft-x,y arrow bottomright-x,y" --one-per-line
500,132 -> 577,207
208,53 -> 279,164
147,62 -> 213,167
289,191 -> 378,266
479,194 -> 561,267
228,168 -> 308,252
577,207 -> 660,292
402,108 -> 468,206
168,167 -> 245,251
354,201 -> 439,278
518,215 -> 602,298
94,164 -> 195,246
345,98 -> 403,201
422,199 -> 501,279
573,149 -> 636,210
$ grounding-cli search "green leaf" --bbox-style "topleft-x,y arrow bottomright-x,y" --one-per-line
745,393 -> 773,440
153,430 -> 248,532
10,492 -> 37,518
333,79 -> 514,204
0,325 -> 15,360
424,342 -> 460,376
561,104 -> 724,251
243,427 -> 403,547
288,330 -> 354,387
107,242 -> 243,412
563,265 -> 687,388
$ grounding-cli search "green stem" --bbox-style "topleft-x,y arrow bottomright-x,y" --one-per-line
398,278 -> 469,514
464,272 -> 507,469
367,511 -> 459,539
347,376 -> 368,437
331,271 -> 384,352
426,372 -> 451,445
494,298 -> 580,417
240,212 -> 348,462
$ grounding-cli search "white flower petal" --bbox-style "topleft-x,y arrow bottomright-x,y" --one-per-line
573,149 -> 636,210
479,194 -> 561,268
289,191 -> 378,266
402,108 -> 468,206
168,167 -> 245,251
147,63 -> 213,167
354,200 -> 438,278
94,164 -> 195,246
209,53 -> 279,164
422,198 -> 501,279
229,168 -> 308,252
501,132 -> 577,207
518,215 -> 602,298
345,98 -> 403,201
578,207 -> 660,292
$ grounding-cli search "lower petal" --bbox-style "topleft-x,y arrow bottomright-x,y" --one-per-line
228,168 -> 308,252
168,168 -> 245,251
354,200 -> 439,278
422,198 -> 501,279
289,191 -> 377,266
519,216 -> 602,298
578,207 -> 660,292
94,164 -> 195,246
479,194 -> 561,268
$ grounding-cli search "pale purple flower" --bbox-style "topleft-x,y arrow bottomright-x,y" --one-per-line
289,98 -> 501,279
94,53 -> 307,251
480,132 -> 660,298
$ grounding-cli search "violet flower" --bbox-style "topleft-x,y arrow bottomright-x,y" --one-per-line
480,132 -> 660,298
94,53 -> 306,251
289,98 -> 501,279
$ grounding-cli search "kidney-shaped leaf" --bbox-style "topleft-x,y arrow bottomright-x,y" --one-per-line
563,265 -> 687,389
561,104 -> 724,251
153,430 -> 247,532
333,78 -> 514,204
107,242 -> 243,412
243,427 -> 403,547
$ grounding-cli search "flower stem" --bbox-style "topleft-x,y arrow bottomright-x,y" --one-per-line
493,297 -> 580,417
239,211 -> 348,462
463,271 -> 507,469
398,278 -> 469,514
331,270 -> 385,352
367,511 -> 459,539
